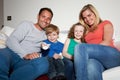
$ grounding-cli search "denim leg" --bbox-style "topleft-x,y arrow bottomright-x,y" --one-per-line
0,48 -> 11,80
47,57 -> 57,79
74,43 -> 120,80
0,48 -> 21,80
10,57 -> 49,80
88,59 -> 104,80
54,59 -> 64,76
63,58 -> 75,80
74,44 -> 88,80
86,44 -> 120,68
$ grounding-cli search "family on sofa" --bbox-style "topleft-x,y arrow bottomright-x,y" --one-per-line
0,4 -> 120,80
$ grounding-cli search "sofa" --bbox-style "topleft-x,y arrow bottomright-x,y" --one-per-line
0,26 -> 120,80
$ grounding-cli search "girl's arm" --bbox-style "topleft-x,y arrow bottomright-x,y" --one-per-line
62,38 -> 73,60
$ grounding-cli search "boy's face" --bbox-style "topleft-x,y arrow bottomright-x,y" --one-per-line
47,31 -> 58,42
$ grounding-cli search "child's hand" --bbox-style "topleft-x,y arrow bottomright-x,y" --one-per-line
59,53 -> 63,59
53,53 -> 63,59
41,42 -> 50,50
53,53 -> 60,59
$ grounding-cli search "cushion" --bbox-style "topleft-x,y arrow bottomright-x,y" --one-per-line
103,66 -> 120,80
35,75 -> 49,80
0,26 -> 14,36
0,31 -> 8,48
58,30 -> 68,43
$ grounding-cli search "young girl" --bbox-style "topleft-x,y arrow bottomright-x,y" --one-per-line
62,22 -> 86,80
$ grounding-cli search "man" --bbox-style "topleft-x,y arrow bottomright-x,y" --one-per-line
0,7 -> 53,80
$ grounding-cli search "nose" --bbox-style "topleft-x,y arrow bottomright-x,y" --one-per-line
86,17 -> 90,22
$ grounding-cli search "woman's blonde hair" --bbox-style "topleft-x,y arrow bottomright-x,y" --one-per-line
79,4 -> 102,31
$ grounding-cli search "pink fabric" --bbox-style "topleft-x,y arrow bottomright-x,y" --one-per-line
85,20 -> 114,47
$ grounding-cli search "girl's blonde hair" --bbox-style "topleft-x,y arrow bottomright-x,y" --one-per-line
79,4 -> 102,32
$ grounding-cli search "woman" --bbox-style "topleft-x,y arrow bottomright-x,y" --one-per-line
74,4 -> 120,80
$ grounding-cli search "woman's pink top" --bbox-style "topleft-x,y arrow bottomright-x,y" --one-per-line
85,20 -> 114,47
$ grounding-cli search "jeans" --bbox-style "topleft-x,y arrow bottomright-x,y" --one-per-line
74,43 -> 120,80
47,57 -> 65,79
63,57 -> 75,80
0,48 -> 49,80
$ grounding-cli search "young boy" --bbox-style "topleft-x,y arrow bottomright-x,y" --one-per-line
41,24 -> 66,80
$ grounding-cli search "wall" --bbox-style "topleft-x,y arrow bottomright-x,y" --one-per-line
4,0 -> 120,41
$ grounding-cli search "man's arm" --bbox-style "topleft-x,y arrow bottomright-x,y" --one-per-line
6,21 -> 30,58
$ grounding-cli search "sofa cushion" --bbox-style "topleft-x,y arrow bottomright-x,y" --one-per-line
103,66 -> 120,80
0,31 -> 8,48
0,26 -> 14,36
35,75 -> 49,80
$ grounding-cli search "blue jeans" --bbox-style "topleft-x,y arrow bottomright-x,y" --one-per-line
0,48 -> 49,80
63,57 -> 75,80
74,43 -> 120,80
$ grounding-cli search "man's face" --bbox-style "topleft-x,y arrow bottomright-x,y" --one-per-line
37,10 -> 52,29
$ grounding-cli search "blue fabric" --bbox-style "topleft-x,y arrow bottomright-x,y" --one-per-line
74,43 -> 120,80
0,48 -> 49,80
43,39 -> 64,57
63,57 -> 75,80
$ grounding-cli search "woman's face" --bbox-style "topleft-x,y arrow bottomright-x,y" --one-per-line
82,9 -> 96,27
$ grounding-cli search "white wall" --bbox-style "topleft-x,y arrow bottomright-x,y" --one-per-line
4,0 -> 120,41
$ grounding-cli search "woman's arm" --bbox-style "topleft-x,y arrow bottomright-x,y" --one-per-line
100,23 -> 113,46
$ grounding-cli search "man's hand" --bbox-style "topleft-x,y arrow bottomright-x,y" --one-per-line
24,52 -> 40,60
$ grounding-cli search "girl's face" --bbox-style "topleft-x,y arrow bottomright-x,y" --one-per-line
74,25 -> 84,40
47,31 -> 58,42
82,9 -> 96,27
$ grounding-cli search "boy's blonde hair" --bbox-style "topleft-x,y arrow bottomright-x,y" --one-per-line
45,24 -> 59,35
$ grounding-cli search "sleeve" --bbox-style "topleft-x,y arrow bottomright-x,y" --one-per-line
6,21 -> 31,58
